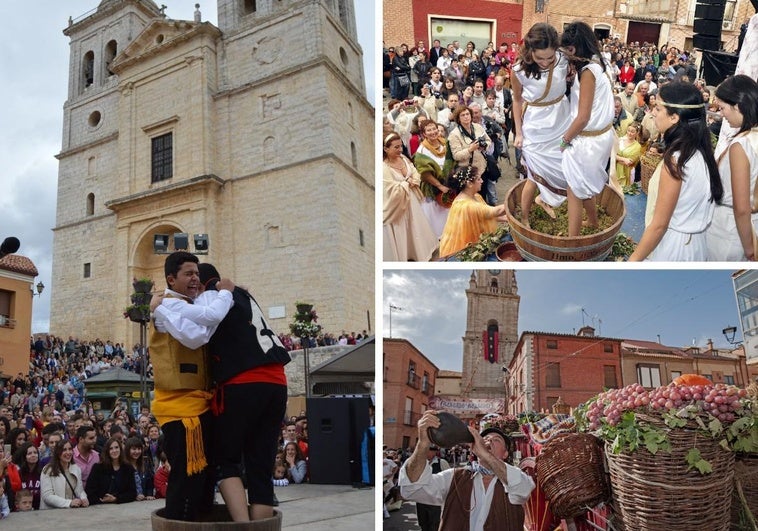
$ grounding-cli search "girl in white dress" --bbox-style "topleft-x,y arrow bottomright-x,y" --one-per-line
706,75 -> 758,261
630,82 -> 723,261
559,22 -> 615,237
512,23 -> 572,226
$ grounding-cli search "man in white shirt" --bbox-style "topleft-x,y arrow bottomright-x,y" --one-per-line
399,410 -> 534,531
437,93 -> 460,132
415,445 -> 450,531
634,70 -> 657,95
148,251 -> 234,521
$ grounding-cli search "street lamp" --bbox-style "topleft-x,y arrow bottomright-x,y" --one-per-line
31,281 -> 44,297
389,303 -> 403,338
722,325 -> 741,345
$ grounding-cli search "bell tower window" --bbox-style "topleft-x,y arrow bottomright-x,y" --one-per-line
243,0 -> 257,14
104,40 -> 118,77
82,51 -> 95,91
86,193 -> 95,216
337,0 -> 349,29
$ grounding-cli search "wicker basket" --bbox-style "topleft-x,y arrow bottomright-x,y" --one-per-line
535,432 -> 610,519
640,153 -> 662,194
606,415 -> 734,531
731,453 -> 758,529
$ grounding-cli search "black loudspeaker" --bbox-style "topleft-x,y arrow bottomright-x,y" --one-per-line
694,19 -> 722,36
695,3 -> 726,19
173,232 -> 189,250
307,396 -> 372,485
693,0 -> 726,50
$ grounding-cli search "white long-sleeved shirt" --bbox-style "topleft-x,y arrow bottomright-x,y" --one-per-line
398,460 -> 535,530
152,288 -> 233,350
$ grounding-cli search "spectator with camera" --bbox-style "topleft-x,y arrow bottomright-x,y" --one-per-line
419,83 -> 444,122
447,105 -> 491,185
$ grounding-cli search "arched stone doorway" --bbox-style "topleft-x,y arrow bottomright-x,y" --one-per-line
122,223 -> 184,348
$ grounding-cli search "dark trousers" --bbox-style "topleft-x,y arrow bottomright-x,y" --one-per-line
214,383 -> 287,505
416,501 -> 442,531
162,410 -> 215,521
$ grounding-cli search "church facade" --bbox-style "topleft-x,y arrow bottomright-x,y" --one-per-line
50,0 -> 374,345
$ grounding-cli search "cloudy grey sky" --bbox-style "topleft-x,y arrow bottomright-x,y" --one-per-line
0,1 -> 375,333
383,269 -> 744,371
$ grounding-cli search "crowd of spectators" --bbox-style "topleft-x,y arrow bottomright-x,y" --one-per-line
383,38 -> 722,194
278,330 -> 372,350
0,334 -> 315,516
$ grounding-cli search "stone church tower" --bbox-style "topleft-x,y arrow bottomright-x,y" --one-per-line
50,0 -> 374,344
461,270 -> 520,399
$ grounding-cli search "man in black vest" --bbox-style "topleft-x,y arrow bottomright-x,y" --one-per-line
153,262 -> 290,524
198,263 -> 291,523
415,445 -> 450,531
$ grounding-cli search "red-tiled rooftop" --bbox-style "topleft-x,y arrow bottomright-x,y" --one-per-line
621,339 -> 689,358
0,254 -> 39,277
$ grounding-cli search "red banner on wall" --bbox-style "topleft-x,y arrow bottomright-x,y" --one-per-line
483,330 -> 499,363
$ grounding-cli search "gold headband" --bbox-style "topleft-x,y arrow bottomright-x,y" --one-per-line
384,133 -> 399,145
659,101 -> 707,110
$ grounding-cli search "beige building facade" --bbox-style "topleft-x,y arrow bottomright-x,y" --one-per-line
51,0 -> 374,345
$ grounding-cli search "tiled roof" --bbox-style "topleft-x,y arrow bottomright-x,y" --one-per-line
0,254 -> 38,277
438,370 -> 462,378
522,330 -> 623,341
621,339 -> 689,358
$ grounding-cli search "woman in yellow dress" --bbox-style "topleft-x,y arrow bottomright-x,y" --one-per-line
615,122 -> 642,187
439,165 -> 507,257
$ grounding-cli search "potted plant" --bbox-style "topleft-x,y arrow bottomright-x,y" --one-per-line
295,301 -> 314,315
290,302 -> 321,339
124,304 -> 151,323
132,277 -> 154,294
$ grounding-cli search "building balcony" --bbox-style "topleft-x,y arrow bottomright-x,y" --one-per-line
407,372 -> 420,389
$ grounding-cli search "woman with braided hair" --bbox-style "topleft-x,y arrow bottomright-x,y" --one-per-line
439,165 -> 507,256
630,82 -> 723,261
559,21 -> 616,237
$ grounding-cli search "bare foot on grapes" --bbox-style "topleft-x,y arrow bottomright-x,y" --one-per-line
535,196 -> 556,219
581,220 -> 598,229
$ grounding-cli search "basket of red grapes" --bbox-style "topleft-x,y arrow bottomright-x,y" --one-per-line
574,379 -> 757,531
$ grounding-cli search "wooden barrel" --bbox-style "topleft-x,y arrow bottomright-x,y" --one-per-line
505,181 -> 626,262
152,507 -> 282,530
